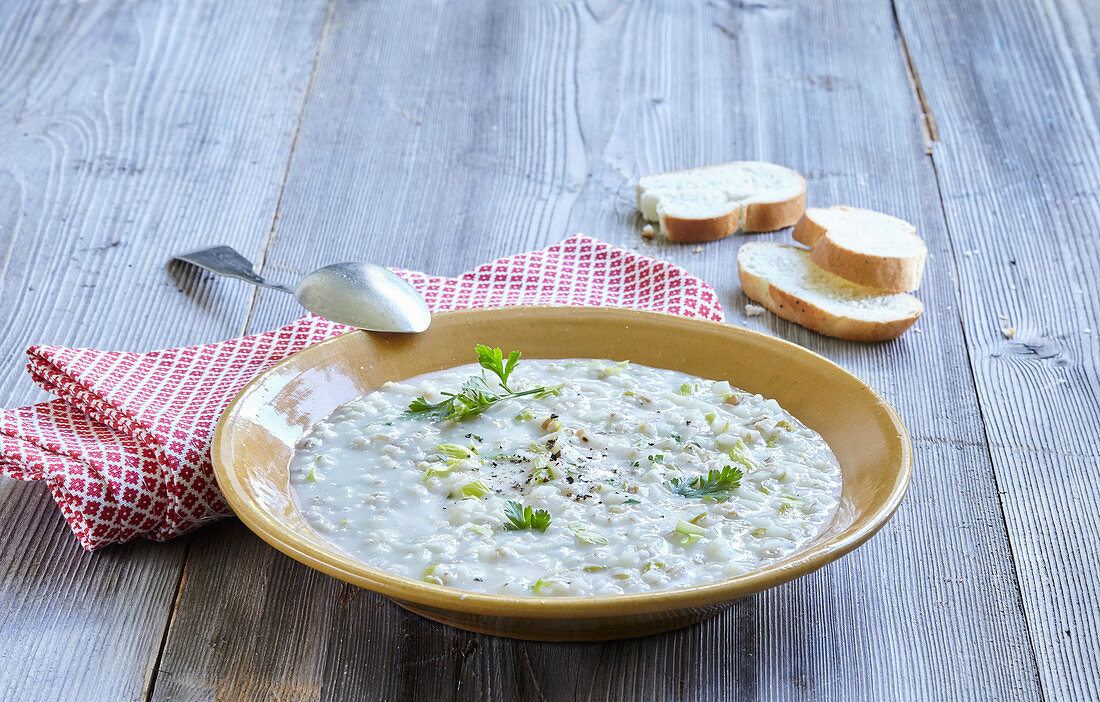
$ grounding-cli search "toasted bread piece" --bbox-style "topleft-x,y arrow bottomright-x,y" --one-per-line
793,206 -> 927,292
637,162 -> 806,242
737,242 -> 923,341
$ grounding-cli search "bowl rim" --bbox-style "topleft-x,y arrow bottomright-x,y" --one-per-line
213,306 -> 912,618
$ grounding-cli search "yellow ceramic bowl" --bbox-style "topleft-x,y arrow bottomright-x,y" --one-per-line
212,306 -> 911,641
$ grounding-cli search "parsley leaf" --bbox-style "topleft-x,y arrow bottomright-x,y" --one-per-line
405,395 -> 458,421
476,344 -> 521,392
502,500 -> 551,531
402,346 -> 561,422
667,465 -> 743,501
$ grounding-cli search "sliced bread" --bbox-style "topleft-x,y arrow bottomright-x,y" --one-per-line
637,161 -> 806,242
738,242 -> 923,341
793,206 -> 927,292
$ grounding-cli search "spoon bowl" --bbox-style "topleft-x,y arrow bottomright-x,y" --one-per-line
295,262 -> 431,333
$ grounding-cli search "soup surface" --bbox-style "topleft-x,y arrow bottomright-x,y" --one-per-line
289,349 -> 841,596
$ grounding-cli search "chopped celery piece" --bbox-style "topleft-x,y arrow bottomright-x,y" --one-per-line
531,578 -> 556,594
465,523 -> 493,537
423,563 -> 444,586
675,519 -> 706,544
568,523 -> 609,545
727,439 -> 758,472
461,480 -> 492,499
437,442 -> 478,459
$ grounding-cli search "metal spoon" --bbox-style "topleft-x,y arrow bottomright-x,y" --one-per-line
172,246 -> 431,333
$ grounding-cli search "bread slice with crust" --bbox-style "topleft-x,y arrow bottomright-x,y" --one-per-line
793,206 -> 926,292
738,242 -> 923,341
637,162 -> 806,242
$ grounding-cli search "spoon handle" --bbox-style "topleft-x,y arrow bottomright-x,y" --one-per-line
172,246 -> 294,294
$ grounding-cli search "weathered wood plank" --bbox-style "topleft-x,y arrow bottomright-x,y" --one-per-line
0,0 -> 329,698
894,0 -> 1100,697
155,0 -> 1041,700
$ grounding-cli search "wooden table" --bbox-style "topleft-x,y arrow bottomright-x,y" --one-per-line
1,0 -> 1096,699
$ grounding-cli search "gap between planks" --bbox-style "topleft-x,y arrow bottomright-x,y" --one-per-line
142,3 -> 338,699
143,536 -> 194,702
242,0 -> 338,337
891,5 -> 1047,693
890,0 -> 939,149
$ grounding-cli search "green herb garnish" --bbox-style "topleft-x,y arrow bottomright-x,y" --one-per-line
502,500 -> 551,532
667,465 -> 743,501
476,344 -> 520,392
403,345 -> 560,422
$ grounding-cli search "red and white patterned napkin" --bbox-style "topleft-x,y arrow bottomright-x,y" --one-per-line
0,235 -> 723,550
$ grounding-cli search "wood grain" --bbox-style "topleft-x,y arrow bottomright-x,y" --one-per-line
0,0 -> 329,699
895,0 -> 1100,697
152,0 -> 1041,699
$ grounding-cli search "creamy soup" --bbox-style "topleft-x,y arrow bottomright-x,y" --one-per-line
289,347 -> 842,597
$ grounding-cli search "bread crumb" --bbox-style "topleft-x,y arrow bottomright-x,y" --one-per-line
693,246 -> 703,254
641,224 -> 655,239
1001,327 -> 1016,339
913,327 -> 922,333
745,303 -> 766,317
